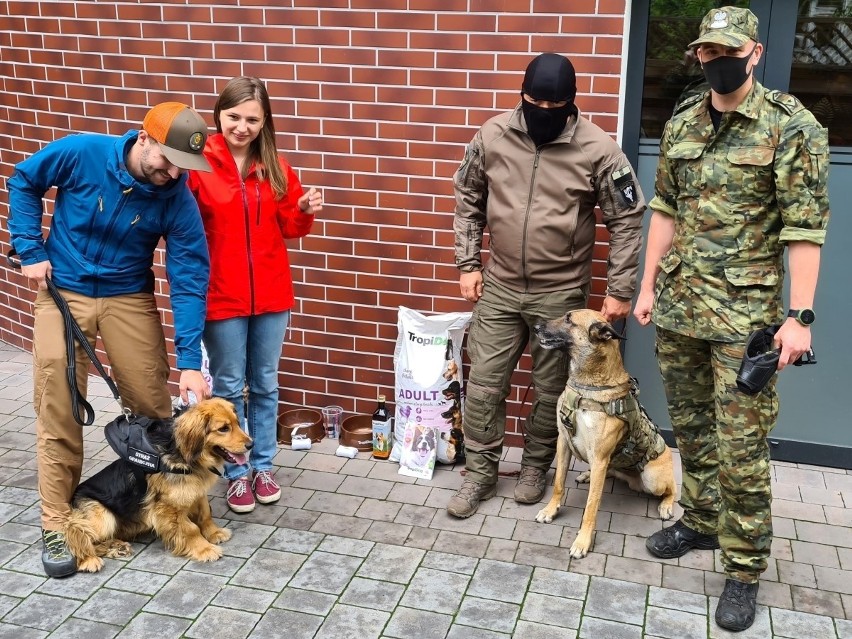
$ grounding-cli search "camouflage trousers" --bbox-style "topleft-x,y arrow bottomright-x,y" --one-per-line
656,327 -> 778,583
462,277 -> 588,486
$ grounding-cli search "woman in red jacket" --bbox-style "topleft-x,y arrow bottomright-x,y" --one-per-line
188,76 -> 322,513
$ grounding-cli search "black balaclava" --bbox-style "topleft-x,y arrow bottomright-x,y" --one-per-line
520,53 -> 578,147
701,44 -> 756,95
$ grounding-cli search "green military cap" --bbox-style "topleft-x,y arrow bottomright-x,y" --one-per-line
688,6 -> 759,48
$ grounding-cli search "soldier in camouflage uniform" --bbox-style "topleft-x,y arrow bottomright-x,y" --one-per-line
633,7 -> 830,632
447,53 -> 646,519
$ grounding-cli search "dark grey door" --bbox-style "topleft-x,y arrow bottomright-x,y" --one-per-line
623,0 -> 852,469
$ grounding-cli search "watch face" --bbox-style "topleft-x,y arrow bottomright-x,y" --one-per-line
800,309 -> 816,325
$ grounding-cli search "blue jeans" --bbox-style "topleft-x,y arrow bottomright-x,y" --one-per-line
203,312 -> 289,481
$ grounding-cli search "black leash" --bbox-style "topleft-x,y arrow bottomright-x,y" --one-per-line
7,250 -> 124,425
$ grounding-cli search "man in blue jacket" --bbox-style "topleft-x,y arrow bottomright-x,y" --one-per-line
7,102 -> 212,578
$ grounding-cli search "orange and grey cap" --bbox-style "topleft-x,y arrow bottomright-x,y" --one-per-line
142,102 -> 211,172
689,6 -> 759,49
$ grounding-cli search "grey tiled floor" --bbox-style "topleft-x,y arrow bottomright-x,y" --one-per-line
0,341 -> 850,638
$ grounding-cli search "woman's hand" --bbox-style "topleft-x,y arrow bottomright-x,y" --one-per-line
299,187 -> 323,214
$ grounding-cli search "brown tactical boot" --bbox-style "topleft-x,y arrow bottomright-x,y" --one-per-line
514,466 -> 547,503
447,479 -> 497,518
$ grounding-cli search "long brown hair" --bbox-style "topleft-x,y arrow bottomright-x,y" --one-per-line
213,76 -> 287,199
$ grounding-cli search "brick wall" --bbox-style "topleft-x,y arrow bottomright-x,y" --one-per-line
0,0 -> 628,443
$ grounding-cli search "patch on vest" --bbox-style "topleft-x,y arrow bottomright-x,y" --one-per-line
612,166 -> 637,207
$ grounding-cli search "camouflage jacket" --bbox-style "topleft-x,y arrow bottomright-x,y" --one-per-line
453,105 -> 646,298
649,82 -> 830,341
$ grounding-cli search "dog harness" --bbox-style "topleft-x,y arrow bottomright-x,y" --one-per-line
104,414 -> 191,475
558,378 -> 667,472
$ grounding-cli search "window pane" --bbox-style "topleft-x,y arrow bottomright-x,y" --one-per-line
792,0 -> 852,146
640,1 -> 750,139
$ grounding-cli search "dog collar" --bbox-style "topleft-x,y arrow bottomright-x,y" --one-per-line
105,414 -> 194,475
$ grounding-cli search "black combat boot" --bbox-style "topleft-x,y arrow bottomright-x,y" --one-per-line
715,579 -> 759,632
646,519 -> 720,559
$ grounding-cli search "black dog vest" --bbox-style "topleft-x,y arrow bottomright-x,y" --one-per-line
104,414 -> 186,474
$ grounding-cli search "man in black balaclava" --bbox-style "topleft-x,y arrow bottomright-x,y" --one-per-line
448,52 -> 646,526
520,52 -> 578,147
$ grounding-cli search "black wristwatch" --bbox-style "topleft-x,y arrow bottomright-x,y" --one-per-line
788,308 -> 816,326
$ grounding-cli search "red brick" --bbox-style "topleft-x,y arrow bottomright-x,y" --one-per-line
322,119 -> 376,138
320,83 -> 376,103
320,9 -> 376,28
438,13 -> 496,32
559,15 -> 624,36
377,50 -> 437,69
322,47 -> 377,66
117,4 -> 163,21
410,69 -> 467,90
377,12 -> 436,31
595,36 -> 624,56
498,14 -> 560,34
352,103 -> 407,122
436,51 -> 494,72
535,0 -> 597,12
295,27 -> 350,46
377,122 -> 434,142
352,67 -> 405,85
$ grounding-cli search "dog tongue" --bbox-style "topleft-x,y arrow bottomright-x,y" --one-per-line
232,453 -> 248,466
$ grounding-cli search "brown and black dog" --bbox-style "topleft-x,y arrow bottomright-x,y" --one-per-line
533,309 -> 676,558
64,398 -> 252,572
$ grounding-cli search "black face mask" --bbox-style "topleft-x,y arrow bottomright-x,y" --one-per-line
701,45 -> 756,95
521,100 -> 574,147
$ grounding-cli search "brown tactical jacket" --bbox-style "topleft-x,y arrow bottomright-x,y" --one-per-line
453,104 -> 646,298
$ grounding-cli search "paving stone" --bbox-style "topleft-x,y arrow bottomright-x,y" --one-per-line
529,566 -> 589,599
383,607 -> 453,639
837,618 -> 852,638
339,576 -> 404,611
143,571 -> 227,618
125,542 -> 189,574
513,541 -> 572,570
429,510 -> 486,534
185,605 -> 261,639
773,498 -> 828,524
578,616 -> 642,639
292,469 -> 346,491
218,521 -> 275,558
0,522 -> 40,544
337,476 -> 395,500
0,569 -> 45,597
604,555 -> 662,587
0,592 -> 19,617
45,617 -> 120,639
303,491 -> 362,516
513,519 -> 562,546
251,607 -> 325,639
757,579 -> 793,609
115,610 -> 192,639
468,559 -> 532,604
263,527 -> 325,555
770,606 -> 838,638
183,554 -> 247,577
2,592 -> 80,631
513,619 -> 577,639
0,539 -> 27,567
660,564 -> 706,595
445,625 -> 510,638
296,455 -> 348,475
455,596 -> 521,634
210,584 -> 276,613
309,512 -> 372,539
778,559 -> 818,588
274,486 -> 312,508
791,585 -> 846,618
520,592 -> 582,629
796,521 -> 852,550
479,515 -> 516,540
386,483 -> 432,506
230,548 -> 306,591
583,576 -> 647,625
357,543 -> 424,584
272,586 -> 338,615
314,602 -> 390,639
567,552 -> 607,577
485,538 -> 519,562
398,567 -> 470,614
422,550 -> 478,575
402,525 -> 438,550
289,551 -> 362,594
432,530 -> 490,559
0,502 -> 26,525
645,606 -> 705,639
648,585 -> 707,616
37,560 -> 122,600
73,588 -> 148,625
364,520 -> 413,545
356,497 -> 402,522
791,540 -> 841,569
394,503 -> 437,527
0,621 -> 48,638
318,534 -> 375,558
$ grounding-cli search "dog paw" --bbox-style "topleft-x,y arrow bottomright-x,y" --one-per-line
575,471 -> 590,484
105,540 -> 133,558
535,508 -> 557,524
658,502 -> 674,521
189,543 -> 224,563
569,533 -> 594,559
78,556 -> 104,572
206,527 -> 232,544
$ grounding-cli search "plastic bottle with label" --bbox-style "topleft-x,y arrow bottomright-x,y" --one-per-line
372,394 -> 392,460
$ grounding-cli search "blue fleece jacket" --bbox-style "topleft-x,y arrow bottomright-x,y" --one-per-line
7,130 -> 210,369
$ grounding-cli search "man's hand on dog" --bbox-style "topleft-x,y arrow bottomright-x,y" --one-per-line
459,270 -> 483,302
600,295 -> 631,323
179,370 -> 210,404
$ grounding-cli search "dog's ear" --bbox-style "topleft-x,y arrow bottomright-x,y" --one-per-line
589,321 -> 626,342
174,404 -> 210,465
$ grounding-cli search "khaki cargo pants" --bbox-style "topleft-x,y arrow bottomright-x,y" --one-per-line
462,276 -> 588,486
33,288 -> 173,531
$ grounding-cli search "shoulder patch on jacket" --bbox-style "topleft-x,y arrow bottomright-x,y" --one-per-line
674,91 -> 705,115
767,90 -> 804,115
612,166 -> 638,207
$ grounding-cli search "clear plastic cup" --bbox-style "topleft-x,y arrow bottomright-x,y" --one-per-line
321,405 -> 343,439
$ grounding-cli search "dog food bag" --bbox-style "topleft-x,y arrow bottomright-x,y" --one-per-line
391,306 -> 471,465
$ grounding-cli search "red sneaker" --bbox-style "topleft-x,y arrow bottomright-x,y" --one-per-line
226,476 -> 255,513
252,470 -> 281,504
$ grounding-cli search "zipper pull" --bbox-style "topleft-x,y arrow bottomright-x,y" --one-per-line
123,187 -> 133,195
131,214 -> 140,225
98,196 -> 103,212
